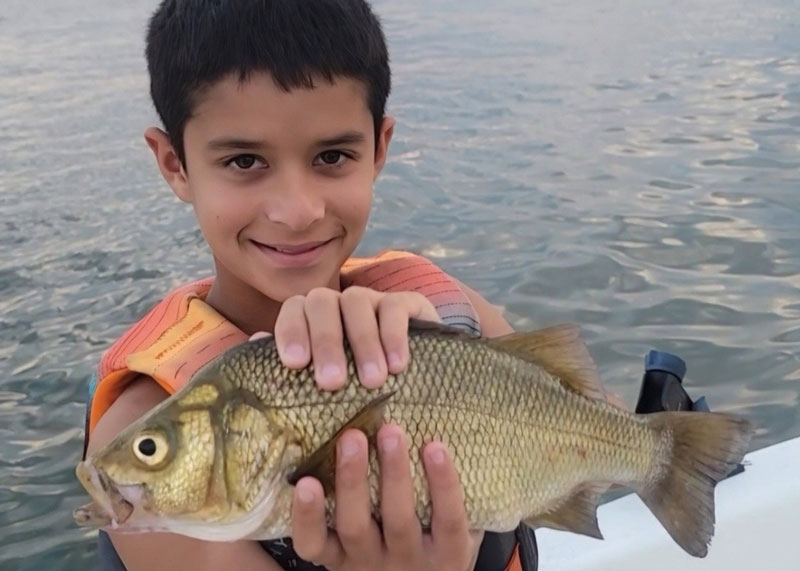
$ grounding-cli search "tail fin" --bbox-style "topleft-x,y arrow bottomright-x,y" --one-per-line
638,412 -> 752,557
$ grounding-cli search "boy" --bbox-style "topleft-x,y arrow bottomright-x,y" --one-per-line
84,1 -> 541,569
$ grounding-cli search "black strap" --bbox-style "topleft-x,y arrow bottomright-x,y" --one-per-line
473,526 -> 538,571
474,531 -> 518,571
515,525 -> 538,570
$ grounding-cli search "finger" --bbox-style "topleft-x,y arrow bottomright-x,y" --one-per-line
248,331 -> 271,341
334,429 -> 382,562
291,477 -> 345,568
378,425 -> 423,559
466,530 -> 486,570
378,292 -> 440,374
304,288 -> 347,390
274,295 -> 311,369
422,441 -> 470,550
469,529 -> 485,542
340,287 -> 388,388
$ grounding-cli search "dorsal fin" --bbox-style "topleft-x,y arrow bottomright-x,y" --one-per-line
287,392 -> 394,493
488,324 -> 607,401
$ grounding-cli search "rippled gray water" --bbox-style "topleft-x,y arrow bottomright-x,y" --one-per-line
1,0 -> 799,568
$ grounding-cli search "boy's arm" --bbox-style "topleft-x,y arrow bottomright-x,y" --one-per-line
454,280 -> 515,338
86,377 -> 284,571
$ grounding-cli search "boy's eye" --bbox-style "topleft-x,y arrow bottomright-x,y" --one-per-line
226,154 -> 265,170
315,150 -> 348,166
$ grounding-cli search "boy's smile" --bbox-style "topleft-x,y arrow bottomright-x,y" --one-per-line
253,237 -> 337,268
147,72 -> 394,330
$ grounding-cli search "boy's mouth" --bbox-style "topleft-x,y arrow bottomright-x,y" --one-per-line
261,240 -> 331,254
252,238 -> 335,267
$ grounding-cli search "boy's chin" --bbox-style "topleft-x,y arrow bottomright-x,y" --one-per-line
250,266 -> 342,301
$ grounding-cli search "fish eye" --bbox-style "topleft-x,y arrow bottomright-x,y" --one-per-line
133,433 -> 169,466
139,438 -> 156,456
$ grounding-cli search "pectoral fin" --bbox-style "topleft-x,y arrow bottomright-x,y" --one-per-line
287,391 -> 395,493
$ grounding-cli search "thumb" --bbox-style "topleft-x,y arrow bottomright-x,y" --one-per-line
249,331 -> 273,341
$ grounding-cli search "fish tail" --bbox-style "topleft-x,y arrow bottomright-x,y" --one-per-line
637,411 -> 752,557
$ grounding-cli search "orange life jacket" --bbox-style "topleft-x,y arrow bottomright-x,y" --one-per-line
85,250 -> 480,435
85,250 -> 534,571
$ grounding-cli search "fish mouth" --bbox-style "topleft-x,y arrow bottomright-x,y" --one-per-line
75,461 -> 137,528
74,500 -> 114,527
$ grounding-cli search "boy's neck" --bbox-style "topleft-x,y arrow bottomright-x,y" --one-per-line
205,275 -> 280,336
204,262 -> 342,336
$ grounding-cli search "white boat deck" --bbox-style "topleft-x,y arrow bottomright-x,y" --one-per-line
536,437 -> 800,570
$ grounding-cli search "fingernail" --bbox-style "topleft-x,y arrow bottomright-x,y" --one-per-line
284,343 -> 305,362
340,437 -> 360,461
388,352 -> 403,371
380,433 -> 399,454
317,363 -> 341,386
430,446 -> 446,466
361,361 -> 381,384
297,484 -> 314,504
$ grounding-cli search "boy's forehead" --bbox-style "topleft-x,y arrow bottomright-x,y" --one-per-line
186,72 -> 373,142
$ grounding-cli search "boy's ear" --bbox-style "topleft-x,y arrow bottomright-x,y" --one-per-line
372,116 -> 395,181
144,127 -> 192,203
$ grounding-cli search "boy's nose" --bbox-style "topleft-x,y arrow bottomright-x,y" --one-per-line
264,171 -> 326,232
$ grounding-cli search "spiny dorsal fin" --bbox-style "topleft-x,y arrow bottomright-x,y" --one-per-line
523,482 -> 607,539
488,324 -> 607,401
287,391 -> 395,493
408,318 -> 479,339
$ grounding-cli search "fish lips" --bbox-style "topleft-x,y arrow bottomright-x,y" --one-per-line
74,500 -> 114,527
75,461 -> 140,527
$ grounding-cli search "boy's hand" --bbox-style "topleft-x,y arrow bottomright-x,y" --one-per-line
266,286 -> 480,568
274,286 -> 440,390
291,425 -> 483,571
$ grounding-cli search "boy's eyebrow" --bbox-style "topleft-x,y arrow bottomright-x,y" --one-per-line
206,138 -> 265,151
315,131 -> 366,147
206,131 -> 367,152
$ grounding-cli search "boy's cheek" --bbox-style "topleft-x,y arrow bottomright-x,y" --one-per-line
194,183 -> 249,218
338,177 -> 374,223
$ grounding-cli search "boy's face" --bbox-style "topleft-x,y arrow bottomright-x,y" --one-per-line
149,73 -> 393,301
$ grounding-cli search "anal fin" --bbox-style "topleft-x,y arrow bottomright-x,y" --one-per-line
524,483 -> 606,540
